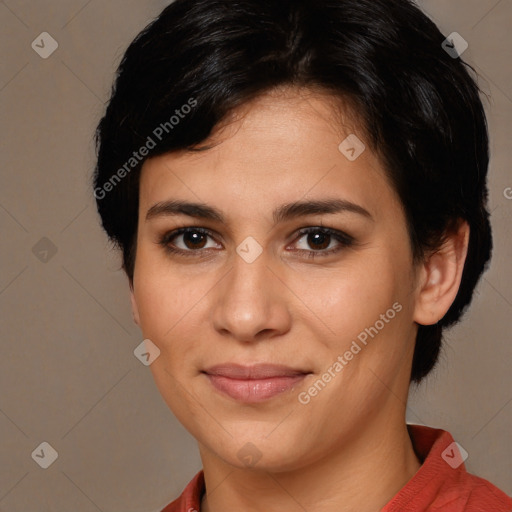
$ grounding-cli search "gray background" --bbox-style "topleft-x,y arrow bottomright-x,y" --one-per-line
0,1 -> 511,511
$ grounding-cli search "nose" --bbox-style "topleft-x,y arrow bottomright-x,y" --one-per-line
211,246 -> 292,343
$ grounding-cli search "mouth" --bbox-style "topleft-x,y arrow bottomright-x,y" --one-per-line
202,363 -> 312,403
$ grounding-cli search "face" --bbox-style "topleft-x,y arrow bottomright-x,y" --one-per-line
130,87 -> 421,471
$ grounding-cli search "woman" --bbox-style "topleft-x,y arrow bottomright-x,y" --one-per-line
93,0 -> 512,510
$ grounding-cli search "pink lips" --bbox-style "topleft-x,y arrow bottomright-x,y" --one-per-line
203,363 -> 310,403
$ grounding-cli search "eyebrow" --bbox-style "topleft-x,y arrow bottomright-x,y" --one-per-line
145,198 -> 373,224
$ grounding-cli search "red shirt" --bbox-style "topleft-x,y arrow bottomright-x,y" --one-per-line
161,425 -> 512,511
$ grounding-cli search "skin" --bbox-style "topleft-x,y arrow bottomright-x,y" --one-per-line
129,86 -> 469,512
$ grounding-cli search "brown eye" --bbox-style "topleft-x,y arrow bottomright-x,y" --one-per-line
181,230 -> 208,250
291,227 -> 354,260
159,227 -> 221,256
305,231 -> 331,250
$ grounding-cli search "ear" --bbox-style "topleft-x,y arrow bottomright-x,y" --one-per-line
413,220 -> 470,326
129,281 -> 140,326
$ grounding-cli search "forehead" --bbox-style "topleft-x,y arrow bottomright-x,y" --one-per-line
138,86 -> 397,221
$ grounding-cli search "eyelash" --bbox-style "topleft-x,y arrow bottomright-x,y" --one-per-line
157,226 -> 355,260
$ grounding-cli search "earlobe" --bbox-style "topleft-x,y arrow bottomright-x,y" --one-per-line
413,221 -> 470,326
129,283 -> 141,326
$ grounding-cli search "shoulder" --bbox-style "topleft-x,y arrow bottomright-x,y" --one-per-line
459,472 -> 512,512
384,425 -> 512,511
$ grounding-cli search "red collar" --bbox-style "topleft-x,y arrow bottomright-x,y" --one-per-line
162,425 -> 512,512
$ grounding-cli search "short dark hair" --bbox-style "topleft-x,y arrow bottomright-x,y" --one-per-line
93,0 -> 492,383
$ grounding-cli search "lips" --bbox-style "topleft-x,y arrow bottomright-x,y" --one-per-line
202,363 -> 311,403
203,363 -> 310,379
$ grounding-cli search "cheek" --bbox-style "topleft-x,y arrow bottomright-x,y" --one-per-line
294,257 -> 402,341
132,246 -> 221,372
132,258 -> 204,414
296,252 -> 414,394
132,247 -> 188,345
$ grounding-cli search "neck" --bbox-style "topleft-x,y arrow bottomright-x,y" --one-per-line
199,419 -> 421,512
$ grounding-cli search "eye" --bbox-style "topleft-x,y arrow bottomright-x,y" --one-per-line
158,227 -> 221,256
289,227 -> 354,259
